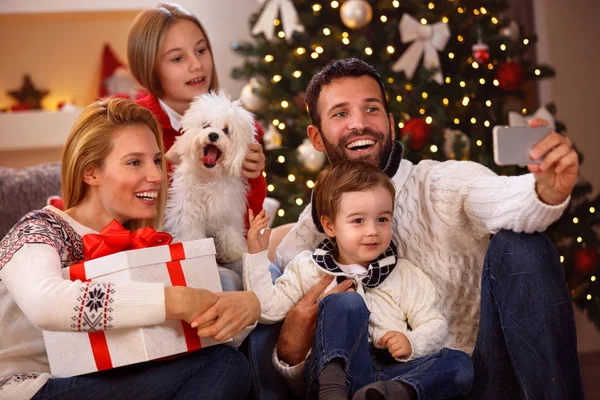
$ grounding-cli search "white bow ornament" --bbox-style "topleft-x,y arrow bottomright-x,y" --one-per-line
252,0 -> 304,42
392,14 -> 451,84
508,106 -> 555,130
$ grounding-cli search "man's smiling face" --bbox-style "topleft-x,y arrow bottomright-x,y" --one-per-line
307,75 -> 395,169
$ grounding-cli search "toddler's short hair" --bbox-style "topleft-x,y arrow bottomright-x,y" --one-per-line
314,160 -> 395,223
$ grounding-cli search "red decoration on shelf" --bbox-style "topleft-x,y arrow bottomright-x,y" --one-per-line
99,43 -> 139,100
573,248 -> 598,276
10,103 -> 31,112
401,117 -> 431,150
495,61 -> 525,92
472,42 -> 490,64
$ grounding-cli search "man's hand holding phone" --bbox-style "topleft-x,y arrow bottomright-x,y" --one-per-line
493,118 -> 578,206
527,118 -> 578,205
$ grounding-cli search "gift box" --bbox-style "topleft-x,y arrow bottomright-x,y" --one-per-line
43,222 -> 224,378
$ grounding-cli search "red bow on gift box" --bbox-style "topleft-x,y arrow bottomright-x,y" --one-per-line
82,220 -> 172,261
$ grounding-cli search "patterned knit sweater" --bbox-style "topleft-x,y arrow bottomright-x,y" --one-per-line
0,207 -> 166,400
274,156 -> 568,384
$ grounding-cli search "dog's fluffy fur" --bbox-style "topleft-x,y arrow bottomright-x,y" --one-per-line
164,91 -> 256,263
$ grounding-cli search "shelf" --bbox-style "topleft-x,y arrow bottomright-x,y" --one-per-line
0,1 -> 148,14
0,109 -> 82,150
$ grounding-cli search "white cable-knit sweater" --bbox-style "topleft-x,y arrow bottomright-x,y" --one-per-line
0,207 -> 167,400
274,159 -> 568,385
244,250 -> 447,362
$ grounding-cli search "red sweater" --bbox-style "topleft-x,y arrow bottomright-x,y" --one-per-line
137,93 -> 267,229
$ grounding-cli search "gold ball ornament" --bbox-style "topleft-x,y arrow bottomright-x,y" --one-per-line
340,0 -> 373,30
297,138 -> 327,172
240,78 -> 267,112
264,125 -> 283,151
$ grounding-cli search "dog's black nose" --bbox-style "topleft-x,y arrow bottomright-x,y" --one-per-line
208,132 -> 219,142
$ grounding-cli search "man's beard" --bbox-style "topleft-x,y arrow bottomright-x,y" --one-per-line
321,127 -> 393,170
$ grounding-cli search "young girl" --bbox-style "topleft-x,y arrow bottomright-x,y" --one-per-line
245,161 -> 474,400
0,98 -> 259,399
127,3 -> 266,223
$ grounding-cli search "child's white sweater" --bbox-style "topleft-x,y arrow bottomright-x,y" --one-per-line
244,249 -> 448,362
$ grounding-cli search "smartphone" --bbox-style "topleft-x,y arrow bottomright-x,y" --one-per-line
492,125 -> 552,166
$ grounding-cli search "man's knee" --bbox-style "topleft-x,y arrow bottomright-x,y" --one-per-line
487,229 -> 562,277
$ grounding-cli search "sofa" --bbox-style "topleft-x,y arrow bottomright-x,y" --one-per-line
0,162 -> 62,238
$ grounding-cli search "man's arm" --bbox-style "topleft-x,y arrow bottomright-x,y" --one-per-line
273,276 -> 354,389
426,119 -> 578,238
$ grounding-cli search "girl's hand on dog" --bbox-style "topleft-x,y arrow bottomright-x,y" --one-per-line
242,143 -> 266,179
247,209 -> 271,254
379,331 -> 413,360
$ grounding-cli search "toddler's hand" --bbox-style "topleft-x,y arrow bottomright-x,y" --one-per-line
242,143 -> 266,179
247,209 -> 271,254
379,331 -> 412,360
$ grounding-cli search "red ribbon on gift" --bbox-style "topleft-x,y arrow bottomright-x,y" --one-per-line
83,219 -> 173,260
69,220 -> 200,372
70,220 -> 172,281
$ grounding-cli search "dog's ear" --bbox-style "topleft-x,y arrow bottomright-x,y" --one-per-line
166,132 -> 193,165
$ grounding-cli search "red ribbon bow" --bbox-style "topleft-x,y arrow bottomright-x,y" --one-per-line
82,220 -> 172,261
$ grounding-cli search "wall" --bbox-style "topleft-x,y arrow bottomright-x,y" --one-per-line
0,0 -> 259,110
534,0 -> 600,194
0,0 -> 259,166
534,0 -> 600,352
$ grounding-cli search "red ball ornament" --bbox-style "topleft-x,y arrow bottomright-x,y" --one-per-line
573,248 -> 598,276
495,61 -> 525,92
472,42 -> 490,64
401,118 -> 431,150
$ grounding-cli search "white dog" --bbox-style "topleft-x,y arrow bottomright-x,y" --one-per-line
164,91 -> 256,263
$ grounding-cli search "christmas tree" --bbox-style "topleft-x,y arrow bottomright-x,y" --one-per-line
232,0 -> 599,328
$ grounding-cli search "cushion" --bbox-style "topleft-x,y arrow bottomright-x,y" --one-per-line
0,162 -> 62,238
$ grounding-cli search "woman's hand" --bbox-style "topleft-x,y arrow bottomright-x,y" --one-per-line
165,287 -> 218,324
191,291 -> 261,342
242,143 -> 266,179
247,209 -> 271,254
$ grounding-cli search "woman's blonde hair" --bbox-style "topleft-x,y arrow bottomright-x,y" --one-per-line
127,2 -> 219,98
61,98 -> 167,230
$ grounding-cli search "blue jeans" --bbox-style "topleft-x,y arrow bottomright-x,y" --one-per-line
33,344 -> 251,399
219,266 -> 243,292
245,263 -> 293,400
304,292 -> 474,399
471,230 -> 585,399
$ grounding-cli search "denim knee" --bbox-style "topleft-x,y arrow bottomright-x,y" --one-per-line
213,346 -> 252,387
448,349 -> 475,394
218,267 -> 243,292
487,229 -> 562,278
319,291 -> 368,318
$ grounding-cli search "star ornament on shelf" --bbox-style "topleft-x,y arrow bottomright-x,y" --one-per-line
8,74 -> 49,110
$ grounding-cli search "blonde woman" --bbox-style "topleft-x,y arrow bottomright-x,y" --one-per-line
0,98 -> 259,399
